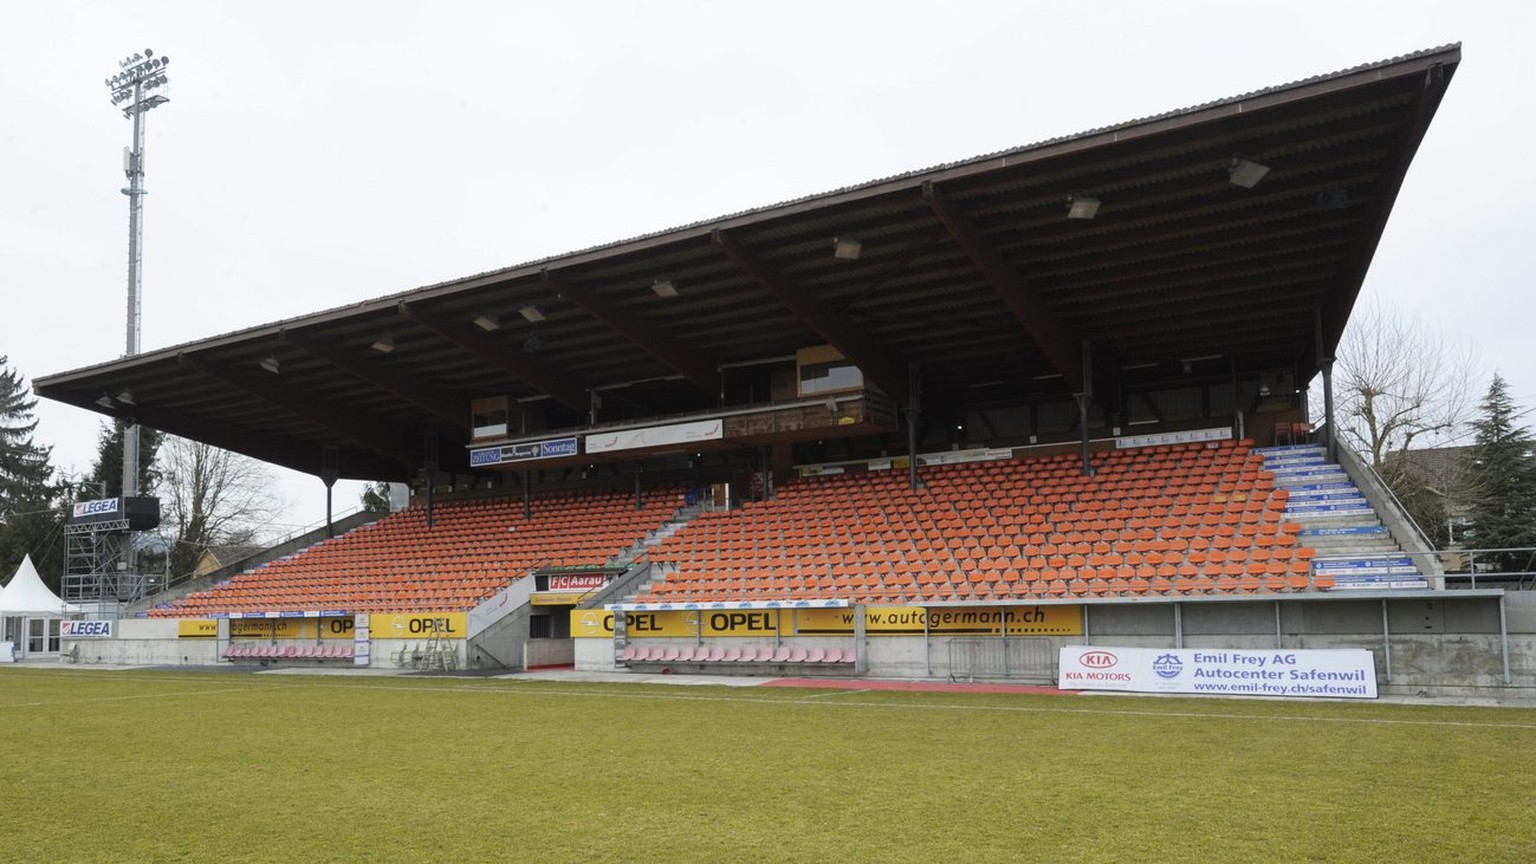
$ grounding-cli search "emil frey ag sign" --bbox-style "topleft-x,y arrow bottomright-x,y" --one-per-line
1058,646 -> 1377,699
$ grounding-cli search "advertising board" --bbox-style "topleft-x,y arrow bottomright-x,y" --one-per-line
1057,646 -> 1377,699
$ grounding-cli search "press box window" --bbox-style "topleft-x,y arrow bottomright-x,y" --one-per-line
470,396 -> 510,440
795,345 -> 864,398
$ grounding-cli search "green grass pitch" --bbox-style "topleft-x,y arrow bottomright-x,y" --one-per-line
2,668 -> 1532,863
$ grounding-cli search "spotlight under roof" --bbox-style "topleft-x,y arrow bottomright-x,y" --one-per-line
832,237 -> 862,260
1228,157 -> 1271,189
1066,196 -> 1101,220
518,305 -> 545,323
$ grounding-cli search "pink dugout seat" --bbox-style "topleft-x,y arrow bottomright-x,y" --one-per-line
771,646 -> 792,663
723,646 -> 743,662
620,644 -> 639,662
675,646 -> 697,662
788,647 -> 809,663
706,645 -> 728,662
660,646 -> 681,662
819,647 -> 842,663
805,647 -> 825,663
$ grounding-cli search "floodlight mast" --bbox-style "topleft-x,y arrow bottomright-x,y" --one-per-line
104,48 -> 169,504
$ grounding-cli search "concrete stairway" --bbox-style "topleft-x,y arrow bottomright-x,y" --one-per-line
1257,443 -> 1428,590
609,503 -> 705,570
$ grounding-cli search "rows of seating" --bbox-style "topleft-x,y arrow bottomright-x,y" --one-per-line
642,440 -> 1324,603
151,487 -> 683,617
224,643 -> 354,660
622,644 -> 855,664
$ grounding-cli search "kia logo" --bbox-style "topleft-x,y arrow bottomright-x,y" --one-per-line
1080,651 -> 1118,669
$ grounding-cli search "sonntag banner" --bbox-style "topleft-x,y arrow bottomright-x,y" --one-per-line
584,419 -> 722,454
1058,646 -> 1378,699
469,436 -> 579,468
60,620 -> 113,638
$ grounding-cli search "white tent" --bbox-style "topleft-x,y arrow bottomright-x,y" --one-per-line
0,554 -> 79,616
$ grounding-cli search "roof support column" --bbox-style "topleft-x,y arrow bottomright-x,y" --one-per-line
1315,309 -> 1337,461
1077,340 -> 1096,477
906,363 -> 923,491
423,430 -> 439,530
321,445 -> 340,538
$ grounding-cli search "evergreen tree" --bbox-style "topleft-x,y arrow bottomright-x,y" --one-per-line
360,480 -> 392,513
84,420 -> 163,499
0,356 -> 63,585
1465,375 -> 1536,572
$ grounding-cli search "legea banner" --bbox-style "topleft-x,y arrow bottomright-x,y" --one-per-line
1058,646 -> 1378,699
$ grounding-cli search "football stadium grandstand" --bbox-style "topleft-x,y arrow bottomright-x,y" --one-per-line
30,43 -> 1533,695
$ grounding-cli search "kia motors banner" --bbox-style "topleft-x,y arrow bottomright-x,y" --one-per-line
1058,646 -> 1378,699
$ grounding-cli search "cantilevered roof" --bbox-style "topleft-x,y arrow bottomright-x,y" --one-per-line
37,45 -> 1460,481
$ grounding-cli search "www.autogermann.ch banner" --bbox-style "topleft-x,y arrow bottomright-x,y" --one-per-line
1058,646 -> 1378,699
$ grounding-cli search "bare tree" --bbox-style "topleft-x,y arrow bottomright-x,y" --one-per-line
1333,299 -> 1479,470
158,437 -> 283,579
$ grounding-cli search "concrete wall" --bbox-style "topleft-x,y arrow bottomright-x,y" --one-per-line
63,618 -> 221,666
575,593 -> 1536,696
467,600 -> 531,670
526,638 -> 575,668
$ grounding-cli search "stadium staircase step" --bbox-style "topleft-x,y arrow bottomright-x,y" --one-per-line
1257,444 -> 1428,590
610,504 -> 706,568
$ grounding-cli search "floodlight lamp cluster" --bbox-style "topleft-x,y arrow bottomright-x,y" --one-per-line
105,49 -> 171,113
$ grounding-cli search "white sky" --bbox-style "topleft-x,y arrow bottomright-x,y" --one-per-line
3,1 -> 1532,535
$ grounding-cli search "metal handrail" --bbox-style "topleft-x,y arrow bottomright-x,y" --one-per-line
1438,546 -> 1536,589
144,506 -> 376,598
1341,442 -> 1439,555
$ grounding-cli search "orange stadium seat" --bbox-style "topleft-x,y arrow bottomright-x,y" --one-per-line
148,487 -> 685,618
643,441 -> 1317,604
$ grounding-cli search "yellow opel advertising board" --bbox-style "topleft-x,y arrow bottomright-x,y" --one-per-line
571,606 -> 1080,638
370,613 -> 467,639
568,609 -> 784,638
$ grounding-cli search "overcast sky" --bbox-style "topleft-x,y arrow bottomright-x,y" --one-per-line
3,1 -> 1531,534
